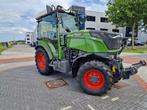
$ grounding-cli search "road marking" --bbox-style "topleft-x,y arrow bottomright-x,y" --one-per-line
61,106 -> 72,110
87,104 -> 95,110
111,97 -> 119,102
101,95 -> 109,99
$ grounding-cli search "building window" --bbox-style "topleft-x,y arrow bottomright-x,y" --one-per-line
100,28 -> 108,31
86,28 -> 95,30
100,17 -> 108,23
86,16 -> 96,22
112,29 -> 119,33
27,38 -> 30,40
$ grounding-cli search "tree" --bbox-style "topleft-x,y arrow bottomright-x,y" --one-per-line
106,0 -> 147,48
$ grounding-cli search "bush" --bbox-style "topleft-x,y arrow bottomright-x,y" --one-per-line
0,42 -> 13,54
0,43 -> 5,54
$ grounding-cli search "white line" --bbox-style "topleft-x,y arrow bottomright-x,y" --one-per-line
111,97 -> 119,102
101,95 -> 110,99
61,106 -> 72,110
87,104 -> 95,110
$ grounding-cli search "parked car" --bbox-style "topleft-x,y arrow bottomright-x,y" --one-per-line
134,40 -> 145,46
127,39 -> 145,46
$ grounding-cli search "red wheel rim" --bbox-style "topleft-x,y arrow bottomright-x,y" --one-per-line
37,51 -> 46,71
83,69 -> 105,90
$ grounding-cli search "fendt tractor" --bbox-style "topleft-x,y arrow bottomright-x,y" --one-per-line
35,5 -> 146,95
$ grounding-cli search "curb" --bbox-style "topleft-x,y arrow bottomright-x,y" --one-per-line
0,57 -> 34,64
0,61 -> 35,73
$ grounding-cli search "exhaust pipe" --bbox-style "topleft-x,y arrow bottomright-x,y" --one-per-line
122,60 -> 146,79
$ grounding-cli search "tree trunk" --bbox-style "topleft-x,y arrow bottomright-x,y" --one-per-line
131,23 -> 136,49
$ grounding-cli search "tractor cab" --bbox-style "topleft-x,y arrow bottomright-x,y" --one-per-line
36,5 -> 85,56
37,10 -> 79,39
36,5 -> 84,39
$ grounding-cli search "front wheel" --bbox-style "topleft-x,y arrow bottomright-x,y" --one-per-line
78,61 -> 112,95
35,47 -> 53,75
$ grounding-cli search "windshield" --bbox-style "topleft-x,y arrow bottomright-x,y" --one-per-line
59,13 -> 78,32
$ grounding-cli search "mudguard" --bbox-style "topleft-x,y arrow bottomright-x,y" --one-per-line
36,40 -> 57,60
72,53 -> 111,77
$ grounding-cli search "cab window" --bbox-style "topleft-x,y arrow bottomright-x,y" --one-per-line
38,14 -> 57,40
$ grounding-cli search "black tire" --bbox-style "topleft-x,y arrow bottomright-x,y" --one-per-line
78,61 -> 112,95
35,47 -> 53,75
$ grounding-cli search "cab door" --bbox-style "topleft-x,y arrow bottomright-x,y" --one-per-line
37,14 -> 58,58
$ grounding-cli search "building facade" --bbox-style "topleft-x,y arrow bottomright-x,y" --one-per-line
137,30 -> 147,42
25,32 -> 34,45
85,10 -> 147,42
85,10 -> 126,36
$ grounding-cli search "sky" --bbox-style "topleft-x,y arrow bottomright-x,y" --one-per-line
0,0 -> 108,42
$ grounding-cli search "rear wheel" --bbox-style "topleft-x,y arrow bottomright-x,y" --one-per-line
78,61 -> 112,95
35,47 -> 53,75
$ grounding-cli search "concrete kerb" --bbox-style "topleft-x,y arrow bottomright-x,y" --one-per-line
0,61 -> 35,73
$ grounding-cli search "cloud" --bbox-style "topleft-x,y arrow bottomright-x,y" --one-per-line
72,0 -> 108,11
11,27 -> 31,32
0,27 -> 31,34
0,0 -> 42,36
86,2 -> 107,12
41,0 -> 72,8
1,0 -> 20,2
0,0 -> 109,41
41,0 -> 109,11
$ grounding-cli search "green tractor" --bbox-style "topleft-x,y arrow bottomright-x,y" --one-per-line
35,5 -> 146,95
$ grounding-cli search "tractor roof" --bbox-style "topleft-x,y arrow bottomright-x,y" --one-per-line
36,5 -> 75,21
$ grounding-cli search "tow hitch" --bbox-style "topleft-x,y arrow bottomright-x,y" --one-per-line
122,60 -> 146,79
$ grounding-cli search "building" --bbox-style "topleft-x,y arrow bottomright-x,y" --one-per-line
137,30 -> 147,42
85,10 -> 147,42
85,10 -> 126,36
25,32 -> 34,45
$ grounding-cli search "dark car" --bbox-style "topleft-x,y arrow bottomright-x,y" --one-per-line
134,40 -> 145,46
127,40 -> 145,46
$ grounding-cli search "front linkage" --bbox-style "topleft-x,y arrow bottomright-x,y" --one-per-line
110,58 -> 146,83
122,60 -> 146,79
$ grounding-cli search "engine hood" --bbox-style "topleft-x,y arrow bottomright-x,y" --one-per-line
89,30 -> 124,49
68,30 -> 124,50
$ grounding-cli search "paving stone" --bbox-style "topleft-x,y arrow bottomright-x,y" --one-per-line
0,45 -> 147,110
0,65 -> 146,110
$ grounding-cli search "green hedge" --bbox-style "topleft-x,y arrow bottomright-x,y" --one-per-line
123,47 -> 147,53
0,43 -> 5,54
0,42 -> 13,54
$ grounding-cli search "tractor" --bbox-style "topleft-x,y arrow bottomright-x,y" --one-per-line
35,5 -> 146,95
